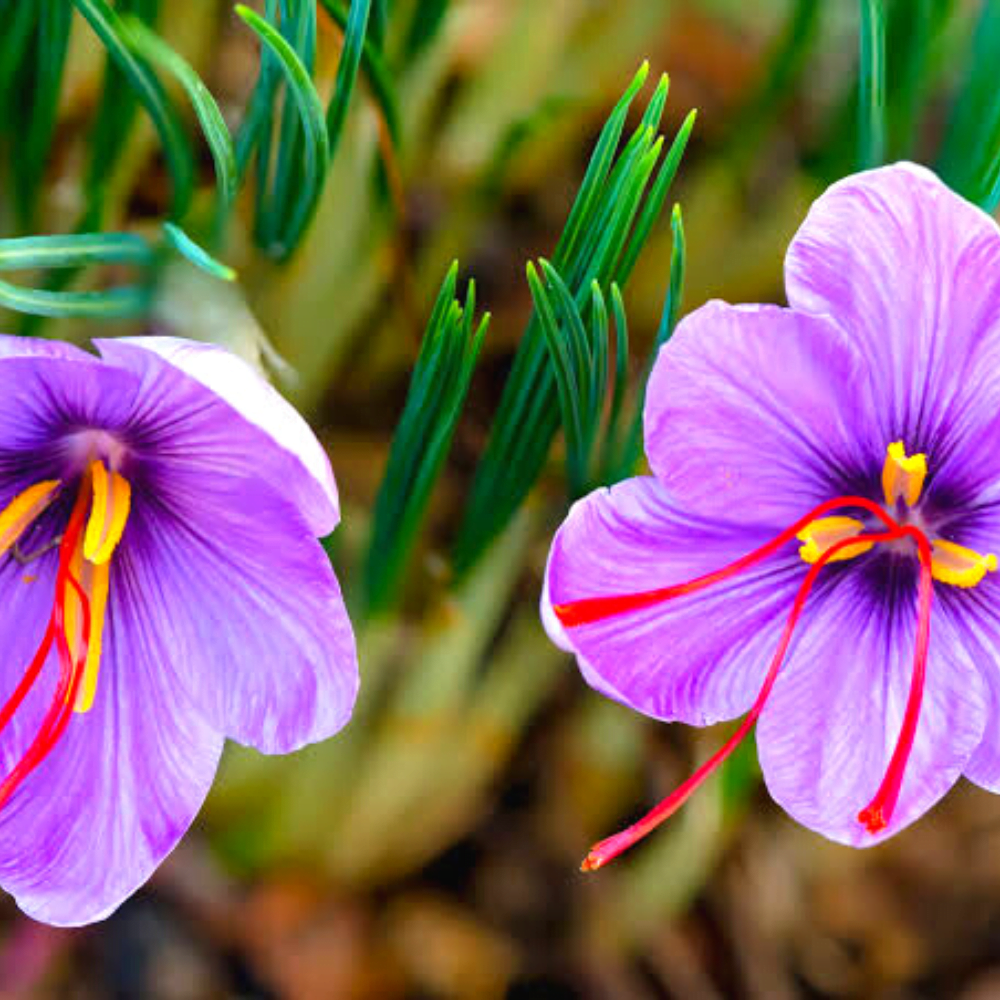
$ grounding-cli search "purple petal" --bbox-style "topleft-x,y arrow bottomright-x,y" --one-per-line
127,467 -> 358,754
0,539 -> 223,926
757,566 -> 987,846
0,334 -> 93,361
96,337 -> 339,535
934,577 -> 1000,791
544,476 -> 809,724
785,162 -> 1000,451
0,355 -> 141,502
643,303 -> 877,527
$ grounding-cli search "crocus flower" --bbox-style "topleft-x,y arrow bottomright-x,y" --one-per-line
0,335 -> 357,925
543,163 -> 1000,869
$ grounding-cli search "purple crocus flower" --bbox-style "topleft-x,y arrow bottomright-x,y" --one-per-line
0,335 -> 357,925
543,163 -> 1000,869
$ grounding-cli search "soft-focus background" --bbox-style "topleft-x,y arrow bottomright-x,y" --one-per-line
4,1 -> 1000,997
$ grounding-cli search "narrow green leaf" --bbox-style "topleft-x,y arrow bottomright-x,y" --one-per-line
236,3 -> 330,256
162,223 -> 237,281
858,0 -> 887,169
939,1 -> 1000,207
553,61 -> 649,270
619,204 -> 686,476
617,109 -> 695,286
14,1 -> 72,227
0,233 -> 153,271
72,0 -> 194,219
0,2 -> 39,125
318,0 -> 401,144
0,281 -> 149,319
85,0 -> 161,223
364,265 -> 487,615
324,0 -> 372,159
123,18 -> 238,210
528,262 -> 587,493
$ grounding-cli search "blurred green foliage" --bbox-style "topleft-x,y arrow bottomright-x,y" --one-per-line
4,3 -> 1000,994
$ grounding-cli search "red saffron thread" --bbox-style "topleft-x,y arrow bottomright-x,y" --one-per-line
0,493 -> 92,810
857,525 -> 934,833
580,524 -> 914,872
554,495 -> 897,627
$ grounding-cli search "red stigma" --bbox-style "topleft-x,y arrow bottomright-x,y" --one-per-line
553,495 -> 896,627
0,490 -> 92,811
558,495 -> 936,869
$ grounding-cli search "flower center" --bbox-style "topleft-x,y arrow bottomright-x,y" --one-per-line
0,460 -> 131,809
797,442 -> 997,588
554,443 -> 997,869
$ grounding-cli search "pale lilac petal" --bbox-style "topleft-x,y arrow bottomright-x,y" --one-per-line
95,337 -> 338,535
643,303 -> 878,527
785,162 -> 1000,451
929,574 -> 1000,791
545,476 -> 808,724
0,535 -> 223,926
127,468 -> 357,754
0,334 -> 92,361
757,565 -> 987,846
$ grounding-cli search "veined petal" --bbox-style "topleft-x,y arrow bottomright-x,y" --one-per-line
785,162 -> 1000,453
95,337 -> 339,536
124,468 -> 358,754
931,575 -> 1000,791
0,535 -> 223,926
0,355 -> 141,504
757,562 -> 987,846
544,477 -> 808,724
0,334 -> 93,362
643,303 -> 877,527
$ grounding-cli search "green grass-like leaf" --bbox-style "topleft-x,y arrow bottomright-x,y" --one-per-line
162,223 -> 237,281
72,0 -> 194,220
319,0 -> 401,145
939,1 -> 1000,209
122,18 -> 238,213
0,233 -> 153,271
236,3 -> 331,258
453,65 -> 693,575
363,263 -> 489,615
858,0 -> 887,169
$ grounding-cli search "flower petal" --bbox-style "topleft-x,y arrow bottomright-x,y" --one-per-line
0,538 -> 223,926
757,562 -> 987,846
0,355 -> 141,502
643,302 -> 878,527
544,476 -> 808,724
933,576 -> 1000,792
785,162 -> 1000,450
125,467 -> 358,754
0,334 -> 93,361
95,337 -> 339,535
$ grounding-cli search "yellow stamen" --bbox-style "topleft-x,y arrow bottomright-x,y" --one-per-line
0,480 -> 60,557
75,561 -> 108,713
797,516 -> 873,565
882,441 -> 927,508
931,539 -> 998,589
63,515 -> 113,714
83,460 -> 131,565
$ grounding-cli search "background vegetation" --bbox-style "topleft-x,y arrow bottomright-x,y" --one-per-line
2,1 -> 1000,997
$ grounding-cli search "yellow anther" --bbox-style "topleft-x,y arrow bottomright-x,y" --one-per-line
797,516 -> 873,565
63,529 -> 111,714
882,441 -> 927,508
83,460 -> 131,565
75,561 -> 109,713
0,480 -> 60,557
931,539 -> 998,589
